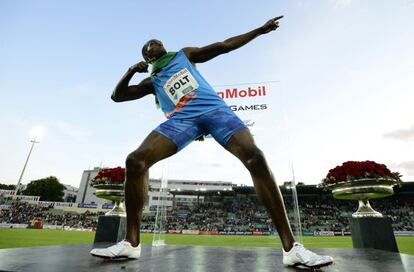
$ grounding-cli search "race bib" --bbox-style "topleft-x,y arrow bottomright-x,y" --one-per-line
163,68 -> 199,105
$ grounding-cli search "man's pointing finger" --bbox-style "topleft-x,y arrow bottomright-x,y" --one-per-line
273,16 -> 284,21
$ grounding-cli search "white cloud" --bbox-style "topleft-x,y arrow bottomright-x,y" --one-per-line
389,161 -> 414,179
399,161 -> 414,177
383,126 -> 414,142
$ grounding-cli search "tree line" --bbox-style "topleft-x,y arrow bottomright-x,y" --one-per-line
1,176 -> 66,201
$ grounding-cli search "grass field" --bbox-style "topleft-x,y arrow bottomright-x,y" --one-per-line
0,229 -> 413,255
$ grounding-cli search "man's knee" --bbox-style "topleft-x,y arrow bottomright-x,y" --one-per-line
125,151 -> 148,175
243,147 -> 266,171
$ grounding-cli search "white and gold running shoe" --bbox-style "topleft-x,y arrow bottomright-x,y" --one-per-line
90,240 -> 141,259
283,242 -> 333,269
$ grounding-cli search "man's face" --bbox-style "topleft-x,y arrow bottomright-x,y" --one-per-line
142,39 -> 166,64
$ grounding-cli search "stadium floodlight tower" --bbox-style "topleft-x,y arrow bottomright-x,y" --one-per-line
14,126 -> 45,196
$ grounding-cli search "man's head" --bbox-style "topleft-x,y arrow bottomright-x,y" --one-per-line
142,39 -> 167,64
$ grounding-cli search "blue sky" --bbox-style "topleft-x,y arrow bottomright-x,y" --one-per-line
1,0 -> 413,188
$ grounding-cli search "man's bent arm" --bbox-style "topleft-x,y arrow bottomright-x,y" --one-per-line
111,63 -> 154,102
184,16 -> 283,63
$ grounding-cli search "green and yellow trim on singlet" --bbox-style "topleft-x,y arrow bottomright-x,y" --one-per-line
151,52 -> 177,75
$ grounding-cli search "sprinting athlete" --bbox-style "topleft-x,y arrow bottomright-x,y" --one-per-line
91,17 -> 333,269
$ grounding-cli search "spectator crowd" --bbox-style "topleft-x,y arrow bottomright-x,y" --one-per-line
0,201 -> 102,229
1,194 -> 413,233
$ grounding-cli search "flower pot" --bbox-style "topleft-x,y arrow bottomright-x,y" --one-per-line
93,184 -> 126,217
328,178 -> 398,218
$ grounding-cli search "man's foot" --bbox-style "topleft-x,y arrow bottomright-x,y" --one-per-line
90,240 -> 141,259
282,242 -> 333,269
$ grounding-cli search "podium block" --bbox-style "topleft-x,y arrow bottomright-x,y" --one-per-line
93,215 -> 126,243
350,217 -> 398,252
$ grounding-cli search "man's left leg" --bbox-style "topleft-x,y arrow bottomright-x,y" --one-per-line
224,128 -> 295,251
200,107 -> 295,249
224,128 -> 333,268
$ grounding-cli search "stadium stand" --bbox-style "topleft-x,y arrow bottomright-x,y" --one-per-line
1,182 -> 413,234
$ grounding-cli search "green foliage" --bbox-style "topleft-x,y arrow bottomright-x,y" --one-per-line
0,183 -> 16,190
22,176 -> 65,201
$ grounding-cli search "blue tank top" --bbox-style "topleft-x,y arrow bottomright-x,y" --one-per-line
151,50 -> 227,119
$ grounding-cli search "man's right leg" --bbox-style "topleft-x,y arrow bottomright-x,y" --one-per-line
90,131 -> 176,259
91,117 -> 200,259
124,131 -> 177,246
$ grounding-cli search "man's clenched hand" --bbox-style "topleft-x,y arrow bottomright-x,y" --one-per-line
129,61 -> 149,73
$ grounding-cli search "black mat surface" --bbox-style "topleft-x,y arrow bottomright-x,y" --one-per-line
0,244 -> 413,272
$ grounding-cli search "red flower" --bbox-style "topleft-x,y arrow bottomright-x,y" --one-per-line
90,166 -> 126,186
322,160 -> 401,186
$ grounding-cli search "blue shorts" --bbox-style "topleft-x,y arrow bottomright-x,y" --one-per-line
154,106 -> 247,151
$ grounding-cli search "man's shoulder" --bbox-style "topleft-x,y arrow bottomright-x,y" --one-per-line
181,48 -> 195,59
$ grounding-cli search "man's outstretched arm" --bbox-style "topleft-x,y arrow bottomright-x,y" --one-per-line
111,61 -> 155,102
183,16 -> 283,63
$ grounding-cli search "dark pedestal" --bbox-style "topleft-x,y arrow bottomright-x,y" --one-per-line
350,217 -> 399,252
1,245 -> 412,272
93,215 -> 126,244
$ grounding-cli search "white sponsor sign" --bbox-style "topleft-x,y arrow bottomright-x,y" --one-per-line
0,223 -> 28,228
314,231 -> 335,236
43,224 -> 64,230
182,229 -> 200,235
215,82 -> 276,136
394,231 -> 414,236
